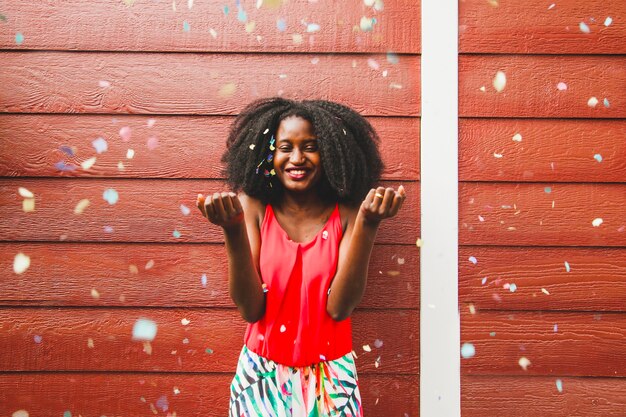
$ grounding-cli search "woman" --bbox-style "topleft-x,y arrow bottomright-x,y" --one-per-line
197,97 -> 406,416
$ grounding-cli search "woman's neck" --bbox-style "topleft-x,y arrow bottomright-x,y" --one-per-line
276,190 -> 332,215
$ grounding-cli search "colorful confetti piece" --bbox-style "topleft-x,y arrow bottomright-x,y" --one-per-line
81,157 -> 97,170
461,343 -> 475,358
594,153 -> 603,162
145,260 -> 155,270
306,23 -> 320,33
556,379 -> 563,392
180,204 -> 191,215
132,318 -> 158,341
119,126 -> 132,142
183,21 -> 191,32
201,273 -> 207,287
103,188 -> 119,205
147,136 -> 159,150
99,80 -> 111,88
360,16 -> 376,32
91,137 -> 108,154
33,335 -> 42,344
604,17 -> 613,27
579,22 -> 590,33
173,230 -> 182,238
15,32 -> 24,45
74,199 -> 90,214
13,252 -> 30,274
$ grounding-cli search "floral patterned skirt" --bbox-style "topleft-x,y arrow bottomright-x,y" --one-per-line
229,345 -> 363,417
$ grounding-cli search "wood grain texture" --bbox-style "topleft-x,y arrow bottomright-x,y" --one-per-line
0,308 -> 419,374
0,51 -> 420,116
0,373 -> 419,417
0,179 -> 420,244
459,0 -> 626,54
0,242 -> 419,309
459,55 -> 626,118
0,0 -> 421,54
459,182 -> 626,247
462,375 -> 626,417
459,246 -> 626,312
461,310 -> 626,377
459,119 -> 626,182
0,114 -> 420,180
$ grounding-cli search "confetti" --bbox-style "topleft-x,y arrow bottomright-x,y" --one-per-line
188,0 -> 194,9
81,157 -> 96,170
603,98 -> 610,108
512,133 -> 522,142
147,136 -> 159,150
493,152 -> 503,158
579,22 -> 590,33
276,18 -> 287,31
182,338 -> 189,344
548,3 -> 555,10
173,230 -> 182,238
489,332 -> 496,337
15,32 -> 24,45
386,52 -> 399,64
592,218 -> 603,227
468,256 -> 477,264
34,335 -> 42,344
461,343 -> 475,358
245,21 -> 256,33
557,82 -> 567,91
143,341 -> 152,354
481,277 -> 488,285
103,225 -> 114,233
219,82 -> 237,98
237,6 -> 247,22
556,379 -> 563,392
594,153 -> 602,162
55,161 -> 77,171
322,230 -> 328,239
508,283 -> 517,292
359,16 -> 376,32
367,58 -> 380,70
518,356 -> 531,370
87,338 -> 94,348
487,0 -> 499,6
280,324 -> 287,332
587,97 -> 598,108
364,0 -> 375,5
12,411 -> 29,417
374,356 -> 381,368
103,188 -> 119,205
544,186 -> 552,193
99,80 -> 111,88
91,288 -> 100,299
18,187 -> 34,198
292,34 -> 303,44
373,339 -> 383,348
183,21 -> 191,32
479,86 -> 486,92
73,199 -> 90,214
145,260 -> 155,270
363,344 -> 372,352
554,324 -> 558,332
416,238 -> 422,247
13,253 -> 30,274
306,23 -> 320,33
129,264 -> 139,274
201,273 -> 207,287
132,318 -> 158,341
147,118 -> 156,127
564,261 -> 570,272
249,144 -> 256,150
541,288 -> 550,295
604,17 -> 613,27
174,387 -> 181,394
389,82 -> 403,89
373,0 -> 384,11
126,149 -> 135,159
469,304 -> 476,314
181,318 -> 190,325
119,126 -> 132,142
493,71 -> 506,92
180,204 -> 191,215
22,199 -> 35,212
91,138 -> 109,153
59,145 -> 75,157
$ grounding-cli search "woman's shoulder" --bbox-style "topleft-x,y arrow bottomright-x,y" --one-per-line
338,202 -> 359,233
238,193 -> 266,229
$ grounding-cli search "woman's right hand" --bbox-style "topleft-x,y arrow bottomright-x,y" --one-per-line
196,192 -> 245,230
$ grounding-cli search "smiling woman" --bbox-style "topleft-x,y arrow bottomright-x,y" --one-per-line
196,97 -> 406,417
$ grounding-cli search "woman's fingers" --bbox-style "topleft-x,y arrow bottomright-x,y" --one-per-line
222,192 -> 236,217
379,187 -> 395,215
231,193 -> 244,214
370,186 -> 386,212
389,189 -> 406,217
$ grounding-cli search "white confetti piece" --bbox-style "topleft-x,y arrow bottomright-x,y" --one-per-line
147,119 -> 156,128
280,324 -> 287,333
103,188 -> 119,205
219,82 -> 237,97
479,86 -> 486,92
478,215 -> 485,222
81,157 -> 96,170
556,379 -> 563,392
126,149 -> 135,159
13,252 -> 30,274
594,154 -> 603,162
143,341 -> 152,355
18,187 -> 34,198
245,21 -> 256,33
374,356 -> 381,368
564,261 -> 570,272
512,133 -> 522,142
468,256 -> 477,264
306,23 -> 320,33
182,338 -> 189,344
145,260 -> 155,270
461,343 -> 475,358
481,277 -> 488,285
363,344 -> 372,352
292,34 -> 303,44
174,387 -> 181,394
554,324 -> 558,332
374,339 -> 383,348
488,0 -> 498,6
181,318 -> 190,325
91,288 -> 100,299
249,144 -> 256,150
22,198 -> 34,214
87,338 -> 94,348
201,273 -> 207,287
209,28 -> 218,38
117,161 -> 125,170
604,17 -> 612,27
13,409 -> 29,417
518,356 -> 531,370
360,16 -> 376,32
74,199 -> 90,214
469,304 -> 476,314
129,264 -> 139,274
541,288 -> 550,295
180,204 -> 191,216
367,58 -> 380,70
364,0 -> 375,5
493,71 -> 506,92
322,230 -> 328,239
373,0 -> 384,11
592,218 -> 603,227
132,318 -> 157,341
587,97 -> 598,108
548,3 -> 555,10
557,82 -> 567,91
493,152 -> 503,158
99,80 -> 111,88
579,22 -> 590,33
188,0 -> 193,9
389,82 -> 403,89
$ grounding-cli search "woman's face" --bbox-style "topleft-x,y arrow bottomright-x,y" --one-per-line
273,116 -> 323,194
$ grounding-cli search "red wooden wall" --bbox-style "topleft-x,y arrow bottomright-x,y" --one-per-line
0,1 -> 420,416
459,0 -> 626,415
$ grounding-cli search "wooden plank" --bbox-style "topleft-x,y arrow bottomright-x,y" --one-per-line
462,375 -> 626,417
459,55 -> 626,118
460,182 -> 626,247
0,243 -> 419,309
459,119 -> 626,182
0,52 -> 420,116
0,308 -> 419,374
461,310 -> 626,377
0,114 -> 420,180
0,373 -> 419,417
0,0 -> 421,54
459,246 -> 626,312
459,0 -> 626,54
0,179 -> 420,244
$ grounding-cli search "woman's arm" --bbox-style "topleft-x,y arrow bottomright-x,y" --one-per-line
327,185 -> 406,321
197,192 -> 265,323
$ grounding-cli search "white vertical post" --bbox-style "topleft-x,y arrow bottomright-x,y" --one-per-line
420,0 -> 460,415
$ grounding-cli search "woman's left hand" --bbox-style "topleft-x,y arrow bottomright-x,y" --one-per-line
358,185 -> 406,225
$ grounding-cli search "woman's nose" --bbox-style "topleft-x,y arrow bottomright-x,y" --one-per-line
290,149 -> 305,163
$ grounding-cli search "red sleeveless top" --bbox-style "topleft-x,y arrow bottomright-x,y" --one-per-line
244,203 -> 353,367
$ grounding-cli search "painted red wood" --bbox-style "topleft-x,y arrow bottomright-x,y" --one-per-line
0,373 -> 419,417
460,182 -> 626,246
459,246 -> 626,312
0,242 -> 419,309
462,376 -> 626,417
0,179 -> 420,244
459,0 -> 626,54
0,0 -> 421,54
0,114 -> 420,180
459,119 -> 626,182
461,310 -> 626,377
0,52 -> 420,116
459,55 -> 626,118
0,308 -> 419,374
